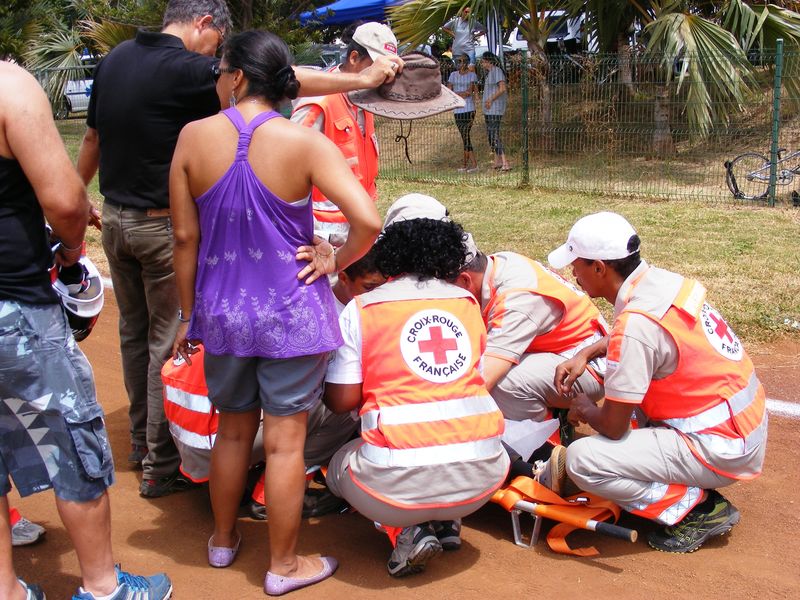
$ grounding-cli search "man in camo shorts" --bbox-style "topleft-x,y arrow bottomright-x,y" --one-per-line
0,60 -> 172,600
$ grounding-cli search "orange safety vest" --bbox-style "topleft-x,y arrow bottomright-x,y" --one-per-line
608,267 -> 767,524
294,89 -> 379,234
484,253 -> 607,355
161,344 -> 218,452
354,283 -> 506,505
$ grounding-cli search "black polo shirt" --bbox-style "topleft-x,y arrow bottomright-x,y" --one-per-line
87,31 -> 220,209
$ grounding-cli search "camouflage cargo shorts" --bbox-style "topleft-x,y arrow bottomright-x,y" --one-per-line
0,299 -> 114,501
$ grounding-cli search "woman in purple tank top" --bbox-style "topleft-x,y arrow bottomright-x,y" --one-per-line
170,31 -> 380,595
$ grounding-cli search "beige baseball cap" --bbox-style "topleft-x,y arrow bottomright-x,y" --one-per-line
463,232 -> 479,264
351,22 -> 398,61
383,193 -> 448,229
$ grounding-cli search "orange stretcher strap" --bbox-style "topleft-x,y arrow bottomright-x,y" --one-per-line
492,476 -> 622,556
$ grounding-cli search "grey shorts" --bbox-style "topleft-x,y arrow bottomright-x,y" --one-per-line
204,351 -> 328,416
0,300 -> 114,502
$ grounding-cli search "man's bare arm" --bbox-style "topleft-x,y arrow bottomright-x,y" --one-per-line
324,383 -> 363,414
0,62 -> 88,263
76,126 -> 102,229
294,55 -> 404,96
77,126 -> 99,185
568,396 -> 634,440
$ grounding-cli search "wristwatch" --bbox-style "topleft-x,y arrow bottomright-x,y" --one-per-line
178,309 -> 191,323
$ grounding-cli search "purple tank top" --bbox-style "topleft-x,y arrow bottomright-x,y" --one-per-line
187,108 -> 342,358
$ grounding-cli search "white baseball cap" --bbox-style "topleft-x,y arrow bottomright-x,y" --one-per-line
383,193 -> 448,229
351,22 -> 398,62
548,212 -> 639,269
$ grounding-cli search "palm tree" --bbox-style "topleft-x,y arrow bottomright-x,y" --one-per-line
392,1 -> 800,154
570,1 -> 800,152
24,18 -> 136,117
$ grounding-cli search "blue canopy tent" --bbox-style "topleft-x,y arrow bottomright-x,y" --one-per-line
300,0 -> 404,26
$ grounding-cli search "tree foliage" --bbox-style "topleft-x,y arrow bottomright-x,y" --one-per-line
391,0 -> 800,138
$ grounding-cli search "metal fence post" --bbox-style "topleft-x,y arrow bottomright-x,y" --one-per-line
520,50 -> 530,186
768,38 -> 784,207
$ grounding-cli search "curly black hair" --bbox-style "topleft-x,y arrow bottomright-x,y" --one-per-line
343,245 -> 378,279
373,219 -> 468,281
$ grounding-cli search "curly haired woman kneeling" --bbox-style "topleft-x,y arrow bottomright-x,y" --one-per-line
323,208 -> 510,577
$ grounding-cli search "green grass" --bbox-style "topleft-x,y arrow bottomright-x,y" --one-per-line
56,121 -> 800,346
376,180 -> 800,346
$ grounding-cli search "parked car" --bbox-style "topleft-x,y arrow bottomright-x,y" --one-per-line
295,44 -> 344,70
477,11 -> 588,56
53,52 -> 97,120
56,77 -> 93,119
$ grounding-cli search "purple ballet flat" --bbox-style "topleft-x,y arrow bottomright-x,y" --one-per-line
264,556 -> 338,596
207,532 -> 241,568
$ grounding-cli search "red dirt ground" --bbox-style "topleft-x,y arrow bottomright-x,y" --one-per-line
9,294 -> 800,599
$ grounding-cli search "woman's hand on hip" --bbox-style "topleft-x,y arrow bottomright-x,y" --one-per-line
296,235 -> 337,285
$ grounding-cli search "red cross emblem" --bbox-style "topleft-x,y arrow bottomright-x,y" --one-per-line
418,326 -> 458,365
709,313 -> 733,343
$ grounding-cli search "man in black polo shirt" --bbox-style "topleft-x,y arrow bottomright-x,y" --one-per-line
77,0 -> 233,499
77,0 -> 403,498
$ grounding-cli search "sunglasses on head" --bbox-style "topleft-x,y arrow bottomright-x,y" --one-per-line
212,64 -> 237,82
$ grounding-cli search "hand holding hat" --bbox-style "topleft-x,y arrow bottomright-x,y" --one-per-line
359,55 -> 404,87
350,52 -> 465,119
352,22 -> 403,87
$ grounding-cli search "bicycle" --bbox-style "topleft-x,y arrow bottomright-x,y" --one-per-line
724,148 -> 800,201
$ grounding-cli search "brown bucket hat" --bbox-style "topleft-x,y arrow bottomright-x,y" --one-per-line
348,52 -> 465,119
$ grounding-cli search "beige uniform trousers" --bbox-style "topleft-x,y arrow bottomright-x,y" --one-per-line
326,439 -> 499,528
566,427 -> 766,524
491,351 -> 604,422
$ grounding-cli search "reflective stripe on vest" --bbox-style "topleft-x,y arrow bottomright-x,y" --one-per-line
294,93 -> 378,226
484,253 -> 606,355
168,421 -> 216,450
689,414 -> 767,457
660,372 -> 767,456
360,437 -> 503,468
613,268 -> 766,479
164,385 -> 213,414
361,395 -> 498,432
623,482 -> 703,525
161,345 -> 218,450
356,287 -> 505,476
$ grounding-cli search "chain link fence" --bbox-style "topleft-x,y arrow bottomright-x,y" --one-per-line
39,47 -> 800,207
376,46 -> 800,207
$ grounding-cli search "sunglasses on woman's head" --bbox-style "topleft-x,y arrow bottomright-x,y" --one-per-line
212,64 -> 237,82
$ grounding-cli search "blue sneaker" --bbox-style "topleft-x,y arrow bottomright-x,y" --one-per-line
71,565 -> 172,599
18,579 -> 46,600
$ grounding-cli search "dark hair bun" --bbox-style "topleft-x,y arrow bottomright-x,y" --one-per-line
224,31 -> 300,104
